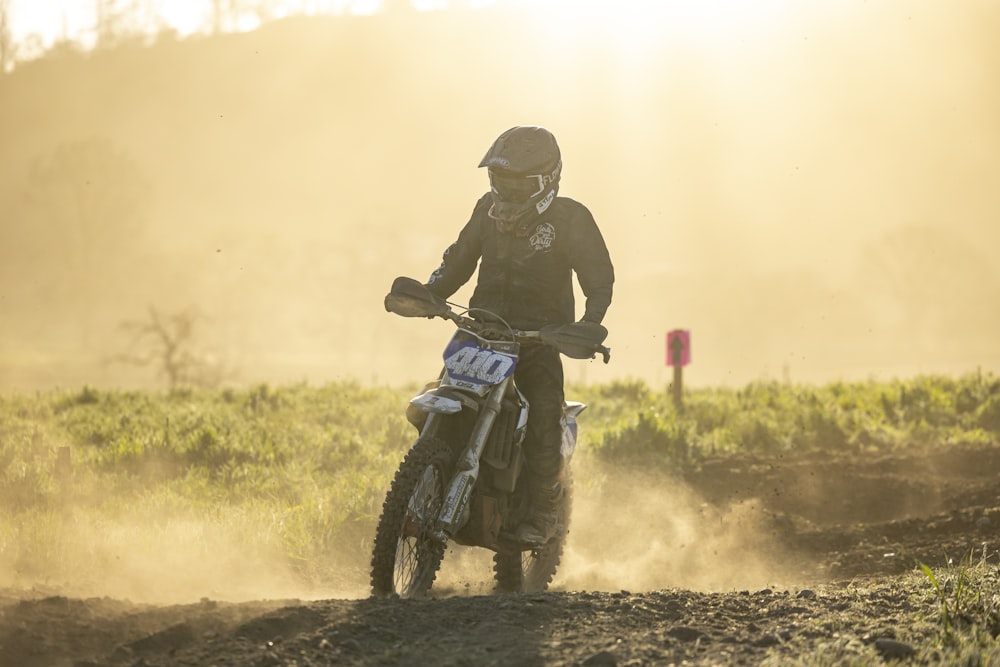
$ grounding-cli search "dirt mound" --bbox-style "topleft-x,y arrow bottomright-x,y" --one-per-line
2,443 -> 998,666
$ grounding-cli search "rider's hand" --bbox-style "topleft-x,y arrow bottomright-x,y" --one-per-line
424,290 -> 447,318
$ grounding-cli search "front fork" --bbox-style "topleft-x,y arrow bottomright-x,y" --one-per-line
430,378 -> 510,541
416,386 -> 585,542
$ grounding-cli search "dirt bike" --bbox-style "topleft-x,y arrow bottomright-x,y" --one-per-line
370,277 -> 611,598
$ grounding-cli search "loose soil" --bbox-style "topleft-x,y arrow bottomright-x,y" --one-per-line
3,443 -> 999,666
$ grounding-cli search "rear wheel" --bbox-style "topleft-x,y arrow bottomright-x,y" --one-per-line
370,436 -> 454,598
493,478 -> 572,593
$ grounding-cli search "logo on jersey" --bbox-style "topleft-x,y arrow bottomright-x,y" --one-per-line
529,222 -> 555,252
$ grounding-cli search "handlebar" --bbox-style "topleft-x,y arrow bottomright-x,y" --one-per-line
442,309 -> 612,364
384,276 -> 611,363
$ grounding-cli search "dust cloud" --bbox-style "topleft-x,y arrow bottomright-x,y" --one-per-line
557,461 -> 796,593
430,456 -> 804,597
0,509 -> 370,604
1,1 -> 999,392
1,455 -> 805,603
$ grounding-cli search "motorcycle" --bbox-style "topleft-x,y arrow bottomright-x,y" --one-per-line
370,277 -> 611,598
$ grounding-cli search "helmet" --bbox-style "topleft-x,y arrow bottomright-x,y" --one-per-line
478,126 -> 562,233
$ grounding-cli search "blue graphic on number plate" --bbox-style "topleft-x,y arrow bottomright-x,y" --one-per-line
443,331 -> 517,387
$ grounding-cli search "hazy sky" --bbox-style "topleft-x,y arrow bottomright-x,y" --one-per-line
8,0 -> 377,46
3,0 -> 998,390
8,0 -> 503,45
7,0 -> 828,46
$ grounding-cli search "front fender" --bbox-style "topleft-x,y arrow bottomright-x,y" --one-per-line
406,384 -> 480,428
410,391 -> 464,415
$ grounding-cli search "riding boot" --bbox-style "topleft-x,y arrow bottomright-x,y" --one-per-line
514,476 -> 562,546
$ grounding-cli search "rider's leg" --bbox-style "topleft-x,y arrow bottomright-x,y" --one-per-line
512,345 -> 565,545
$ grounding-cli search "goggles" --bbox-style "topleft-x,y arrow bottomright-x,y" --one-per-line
488,169 -> 548,204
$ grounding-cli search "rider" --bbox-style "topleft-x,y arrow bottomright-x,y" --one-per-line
424,125 -> 615,545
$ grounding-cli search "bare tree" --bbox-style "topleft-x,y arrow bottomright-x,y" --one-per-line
110,307 -> 234,390
0,0 -> 13,72
95,0 -> 150,48
211,0 -> 224,33
95,0 -> 122,47
210,0 -> 279,33
212,0 -> 246,34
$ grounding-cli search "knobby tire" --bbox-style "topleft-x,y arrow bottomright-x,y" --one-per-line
493,476 -> 573,594
370,436 -> 455,598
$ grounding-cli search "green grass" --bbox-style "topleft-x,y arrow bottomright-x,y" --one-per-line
0,381 -> 418,594
0,373 -> 998,598
760,553 -> 1000,666
584,371 -> 1000,465
918,548 -> 1000,649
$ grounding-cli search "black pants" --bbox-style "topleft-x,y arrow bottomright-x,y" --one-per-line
514,344 -> 565,482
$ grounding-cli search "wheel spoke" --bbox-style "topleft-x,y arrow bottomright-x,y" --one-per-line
393,463 -> 444,595
371,437 -> 454,598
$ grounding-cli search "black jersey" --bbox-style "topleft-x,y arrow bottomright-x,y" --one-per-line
426,193 -> 614,330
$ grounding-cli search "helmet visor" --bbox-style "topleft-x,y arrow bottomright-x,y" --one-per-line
488,170 -> 546,204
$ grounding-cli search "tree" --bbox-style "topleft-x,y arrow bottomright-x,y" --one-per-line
95,0 -> 125,48
211,0 -> 229,34
211,0 -> 281,34
110,307 -> 234,390
0,0 -> 12,72
95,0 -> 154,49
21,139 -> 152,347
25,138 -> 151,266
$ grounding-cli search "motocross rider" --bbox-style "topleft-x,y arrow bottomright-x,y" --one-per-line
424,125 -> 615,546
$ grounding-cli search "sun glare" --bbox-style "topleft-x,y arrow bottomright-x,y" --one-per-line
522,0 -> 796,41
10,0 -> 798,48
412,0 -> 450,9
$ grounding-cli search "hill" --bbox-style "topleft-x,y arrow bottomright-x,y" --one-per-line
2,4 -> 999,390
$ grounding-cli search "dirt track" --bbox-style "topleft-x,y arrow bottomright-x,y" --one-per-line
2,444 -> 998,666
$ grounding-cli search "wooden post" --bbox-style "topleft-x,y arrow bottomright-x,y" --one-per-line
666,329 -> 690,413
672,363 -> 683,412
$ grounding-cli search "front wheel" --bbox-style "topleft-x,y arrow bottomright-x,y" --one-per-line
370,436 -> 454,598
493,476 -> 572,593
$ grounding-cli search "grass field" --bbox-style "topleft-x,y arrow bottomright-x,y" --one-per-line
1,373 -> 998,600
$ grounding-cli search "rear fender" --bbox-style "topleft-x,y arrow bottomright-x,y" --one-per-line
564,401 -> 587,420
560,401 -> 587,460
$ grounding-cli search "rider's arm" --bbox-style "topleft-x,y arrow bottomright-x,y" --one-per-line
571,206 -> 615,325
425,194 -> 490,299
